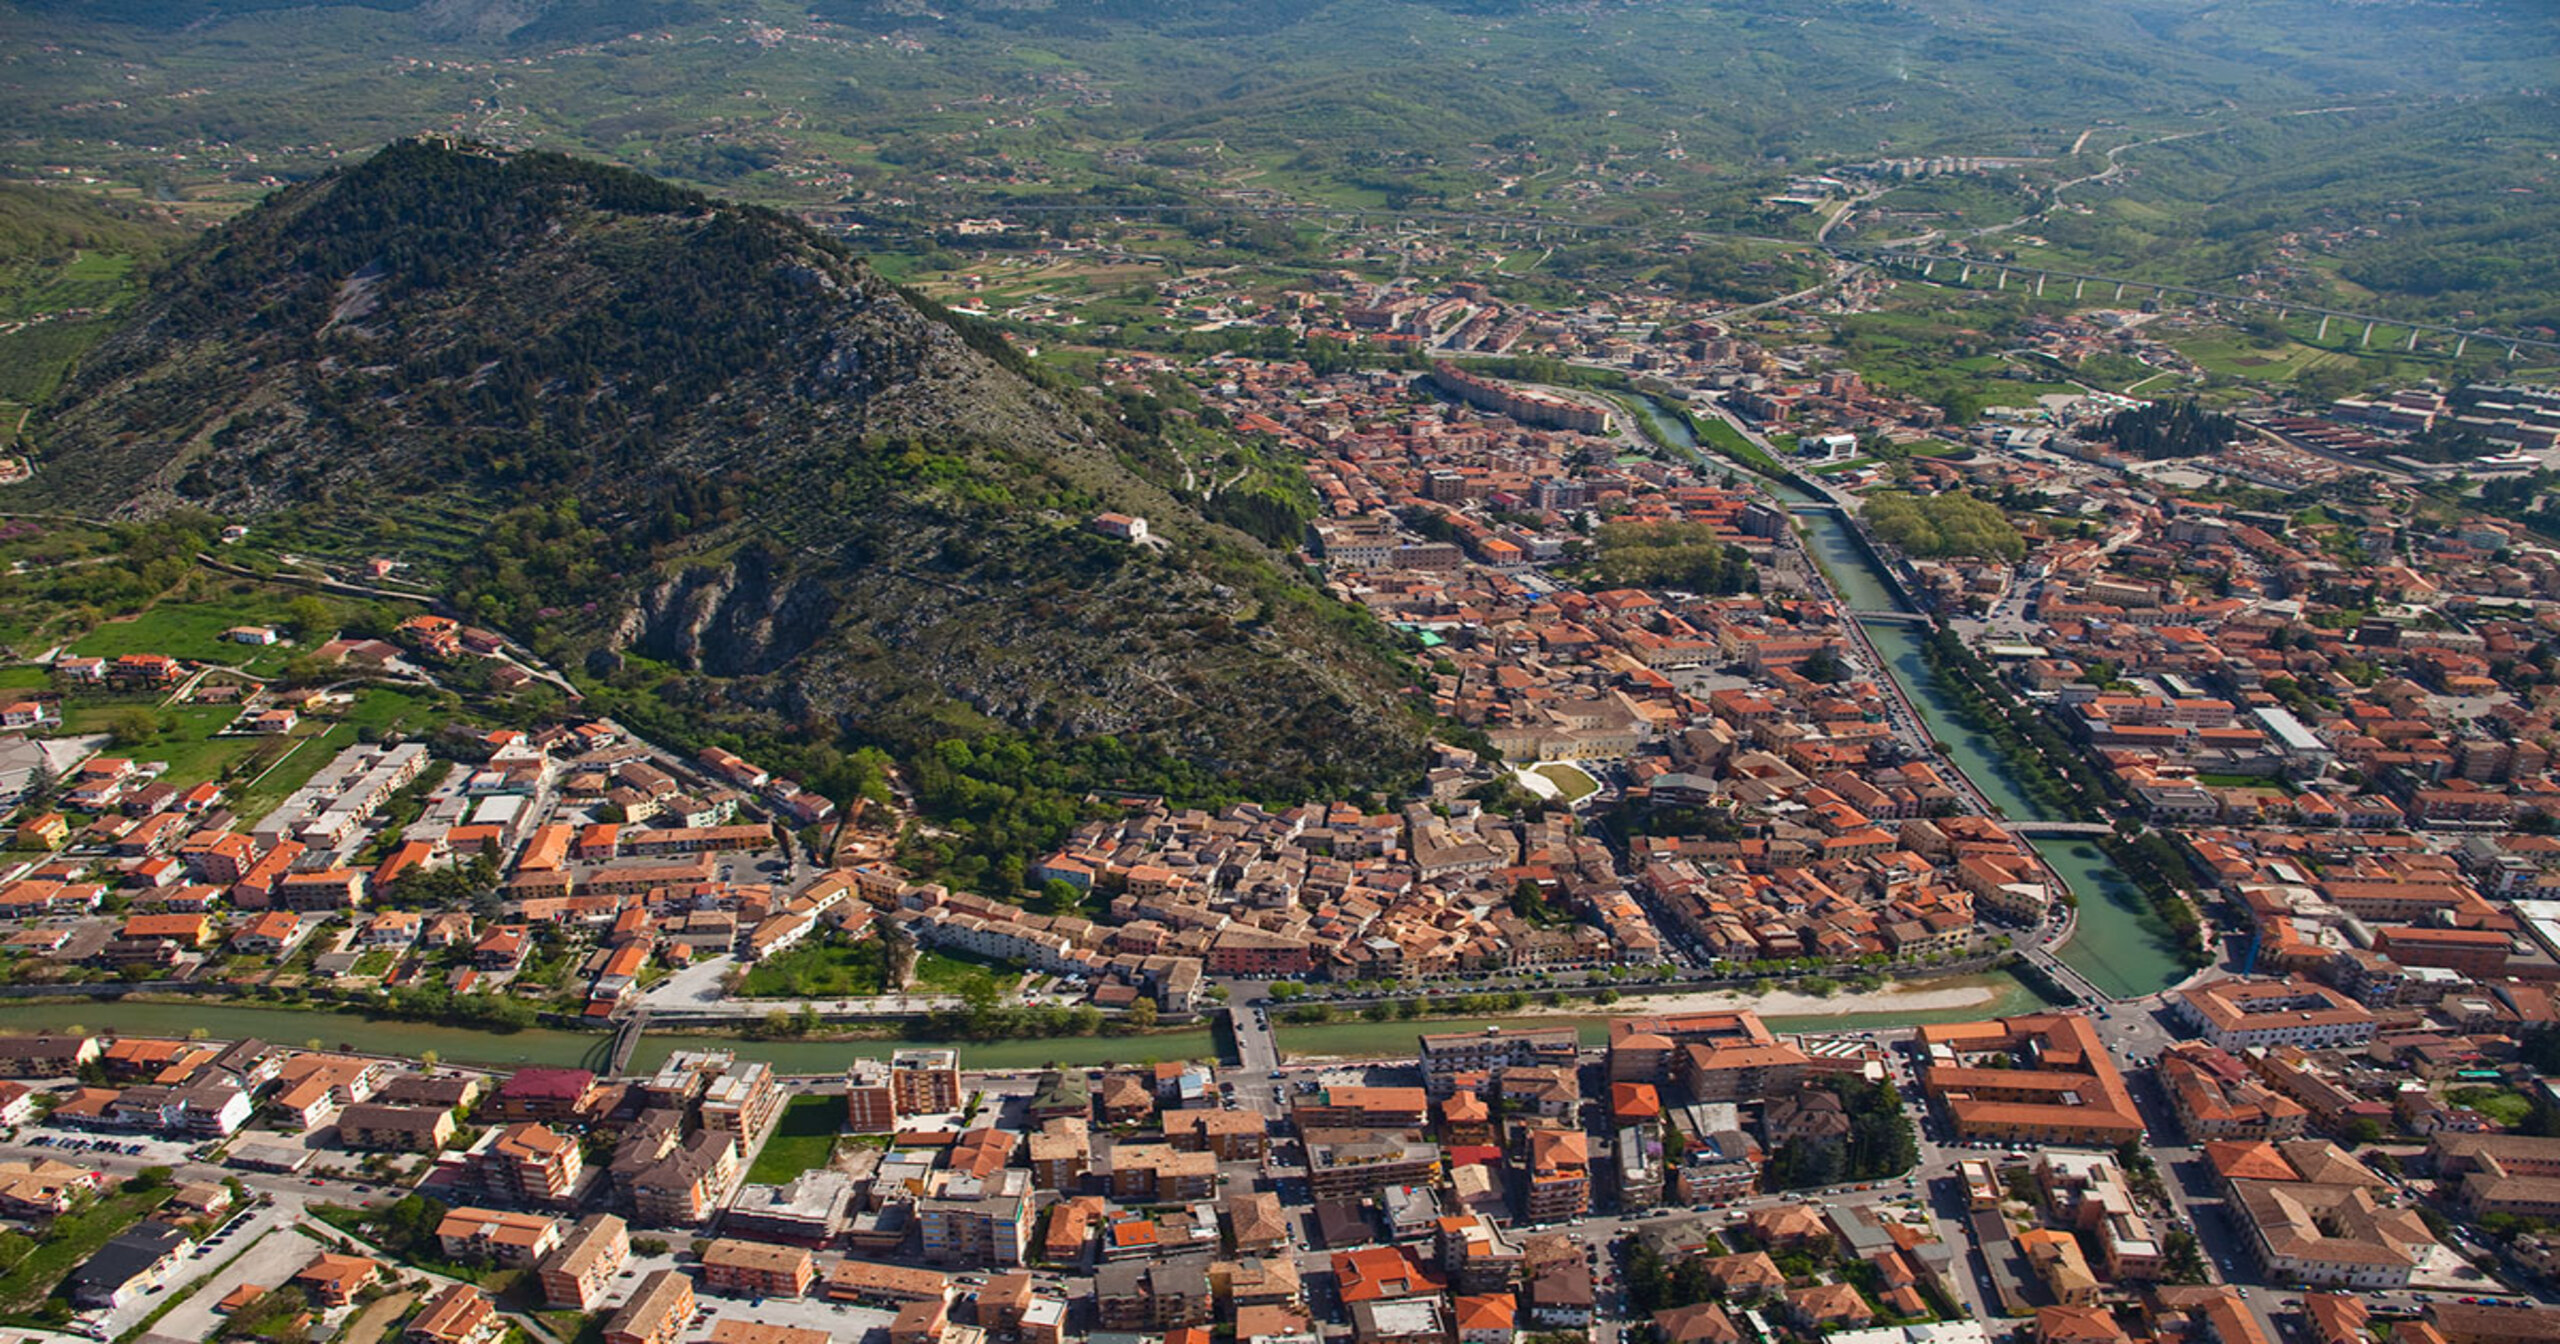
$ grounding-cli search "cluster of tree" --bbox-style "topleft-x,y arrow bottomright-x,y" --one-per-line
2106,400 -> 2237,461
387,856 -> 501,915
1764,1074 -> 1919,1190
221,1287 -> 315,1344
371,982 -> 540,1031
1280,990 -> 1535,1025
0,182 -> 176,267
2393,421 -> 2498,465
1862,493 -> 2025,562
930,978 -> 1118,1040
2102,830 -> 2217,970
0,511 -> 224,643
1609,798 -> 1746,842
1624,1236 -> 1736,1314
337,1194 -> 450,1264
1587,521 -> 1757,595
1918,628 -> 2113,822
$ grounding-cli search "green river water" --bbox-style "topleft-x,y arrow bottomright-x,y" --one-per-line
1642,402 -> 2186,1002
0,1000 -> 1217,1073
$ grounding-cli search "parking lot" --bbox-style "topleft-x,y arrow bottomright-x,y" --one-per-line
125,1221 -> 322,1344
683,1292 -> 895,1342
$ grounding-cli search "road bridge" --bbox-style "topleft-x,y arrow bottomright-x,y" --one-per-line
2021,947 -> 2115,1006
2008,821 -> 2114,838
608,1010 -> 650,1074
1850,609 -> 1931,625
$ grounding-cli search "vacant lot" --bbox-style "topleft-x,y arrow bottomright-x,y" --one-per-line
738,937 -> 890,998
746,1093 -> 846,1185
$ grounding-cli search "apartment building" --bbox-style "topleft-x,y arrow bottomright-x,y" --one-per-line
846,1058 -> 899,1133
1095,1254 -> 1214,1331
335,1103 -> 455,1153
535,1213 -> 629,1311
1917,1015 -> 2144,1146
699,1239 -> 816,1298
435,1208 -> 561,1268
891,1050 -> 963,1115
919,1169 -> 1033,1268
483,1122 -> 585,1205
1307,1133 -> 1444,1200
2176,977 -> 2379,1052
604,1270 -> 696,1344
1106,1141 -> 1219,1203
631,1130 -> 741,1226
1419,1027 -> 1580,1098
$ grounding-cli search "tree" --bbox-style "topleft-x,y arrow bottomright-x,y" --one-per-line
958,976 -> 1007,1038
1126,998 -> 1158,1029
22,757 -> 57,811
286,595 -> 335,638
2340,1116 -> 2386,1148
2161,1230 -> 2207,1285
108,707 -> 160,748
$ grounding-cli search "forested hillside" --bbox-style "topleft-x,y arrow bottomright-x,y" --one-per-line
6,142 -> 1431,879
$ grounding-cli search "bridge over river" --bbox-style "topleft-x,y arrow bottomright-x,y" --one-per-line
2019,946 -> 2117,1006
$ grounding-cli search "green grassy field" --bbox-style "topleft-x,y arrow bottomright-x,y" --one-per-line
2449,1086 -> 2532,1128
0,319 -> 111,406
1688,413 -> 1786,476
66,596 -> 315,675
913,948 -> 1017,996
737,937 -> 890,998
744,1093 -> 846,1185
228,687 -> 441,822
62,702 -> 272,784
1529,761 -> 1600,803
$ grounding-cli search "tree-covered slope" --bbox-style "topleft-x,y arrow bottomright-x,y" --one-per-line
9,139 -> 1430,802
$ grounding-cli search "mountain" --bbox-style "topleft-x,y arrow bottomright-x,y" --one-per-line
10,139 -> 1430,802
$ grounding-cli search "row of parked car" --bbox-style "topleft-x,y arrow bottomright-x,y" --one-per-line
27,1135 -> 149,1156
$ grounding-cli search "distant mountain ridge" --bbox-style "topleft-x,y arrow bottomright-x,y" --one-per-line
12,139 -> 1429,798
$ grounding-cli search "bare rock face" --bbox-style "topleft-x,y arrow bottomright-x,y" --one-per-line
616,544 -> 837,678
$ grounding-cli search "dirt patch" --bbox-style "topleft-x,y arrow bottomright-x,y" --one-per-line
337,1288 -> 417,1344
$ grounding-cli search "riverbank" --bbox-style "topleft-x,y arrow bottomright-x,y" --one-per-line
0,1000 -> 1222,1073
1512,978 -> 2007,1021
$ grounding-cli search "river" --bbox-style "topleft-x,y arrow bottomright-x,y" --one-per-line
1793,498 -> 2185,1001
0,1000 -> 1217,1074
1627,401 -> 2184,1001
